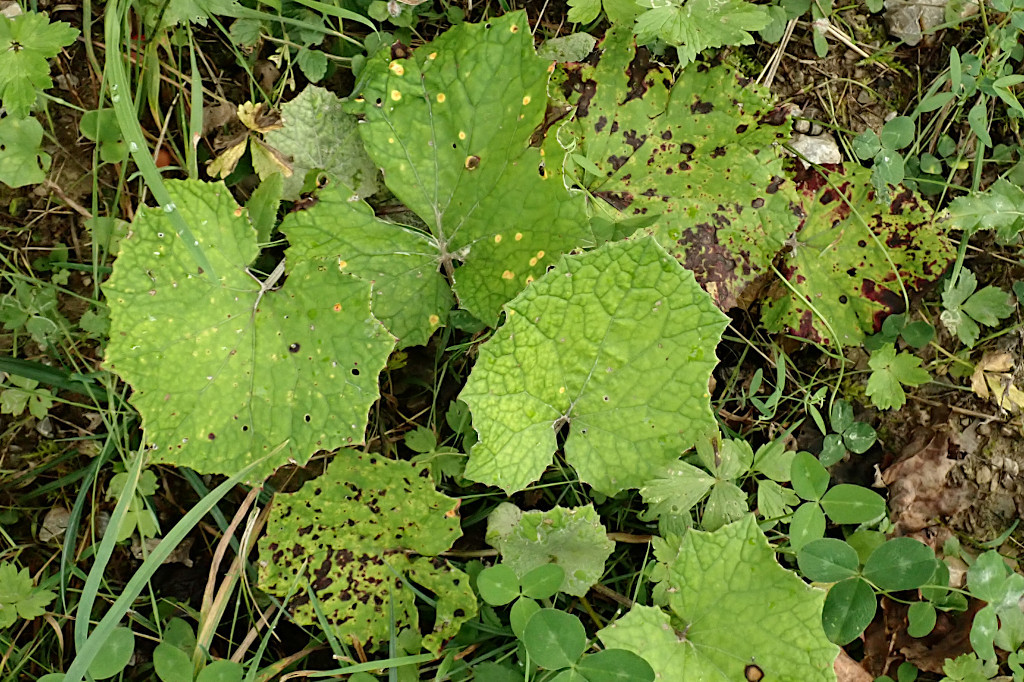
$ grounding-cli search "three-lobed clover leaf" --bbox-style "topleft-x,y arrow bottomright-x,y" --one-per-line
354,12 -> 590,324
0,12 -> 78,119
548,28 -> 799,311
103,180 -> 395,481
257,452 -> 475,653
280,179 -> 453,347
763,163 -> 955,346
598,516 -> 838,680
459,237 -> 729,495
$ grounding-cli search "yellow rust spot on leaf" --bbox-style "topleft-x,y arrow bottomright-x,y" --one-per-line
501,270 -> 515,280
559,386 -> 566,394
333,303 -> 343,312
525,275 -> 534,284
510,23 -> 519,32
428,314 -> 440,325
233,207 -> 244,217
536,250 -> 545,259
522,95 -> 531,106
388,137 -> 395,143
436,93 -> 446,103
338,260 -> 348,270
515,232 -> 523,241
494,234 -> 503,243
529,257 -> 538,266
389,61 -> 405,76
429,52 -> 437,59
458,131 -> 466,140
390,89 -> 402,101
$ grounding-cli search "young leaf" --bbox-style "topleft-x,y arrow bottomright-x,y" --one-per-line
866,346 -> 931,411
103,180 -> 395,481
0,12 -> 78,118
640,461 -> 715,519
355,12 -> 589,324
264,86 -> 380,201
598,516 -> 838,679
633,0 -> 770,68
0,116 -> 51,187
257,452 -> 474,652
487,504 -> 614,597
460,237 -> 728,495
947,179 -> 1024,241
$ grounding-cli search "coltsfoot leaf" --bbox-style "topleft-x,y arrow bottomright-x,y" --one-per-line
280,179 -> 453,347
485,503 -> 614,596
354,12 -> 590,324
549,28 -> 799,310
763,163 -> 954,345
459,236 -> 728,495
257,452 -> 475,652
104,180 -> 394,480
598,516 -> 838,680
264,86 -> 380,201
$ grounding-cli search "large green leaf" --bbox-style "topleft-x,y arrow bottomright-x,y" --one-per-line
264,86 -> 380,201
485,503 -> 614,597
763,164 -> 954,345
103,180 -> 394,480
257,452 -> 475,652
548,28 -> 799,311
459,237 -> 728,495
280,179 -> 453,347
598,516 -> 838,680
354,12 -> 590,324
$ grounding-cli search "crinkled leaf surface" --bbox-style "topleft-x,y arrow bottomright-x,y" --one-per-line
486,504 -> 614,597
104,180 -> 394,481
763,164 -> 954,345
258,452 -> 474,652
265,86 -> 380,201
280,180 -> 452,347
598,516 -> 837,680
355,12 -> 589,323
549,28 -> 799,310
460,237 -> 728,495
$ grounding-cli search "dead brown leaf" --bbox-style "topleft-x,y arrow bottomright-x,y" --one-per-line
881,431 -> 972,534
834,649 -> 873,682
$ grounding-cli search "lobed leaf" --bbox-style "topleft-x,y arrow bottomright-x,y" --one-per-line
103,180 -> 395,481
460,237 -> 728,495
354,12 -> 590,324
599,516 -> 837,680
257,452 -> 475,652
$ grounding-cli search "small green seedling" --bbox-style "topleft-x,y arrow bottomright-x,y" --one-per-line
941,268 -> 1015,347
853,116 -> 916,199
106,467 -> 160,542
820,400 -> 877,466
0,374 -> 55,420
866,346 -> 931,410
0,561 -> 55,629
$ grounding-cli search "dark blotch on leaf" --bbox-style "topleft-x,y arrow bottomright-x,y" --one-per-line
465,155 -> 481,170
690,99 -> 714,115
680,142 -> 695,155
289,343 -> 300,353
